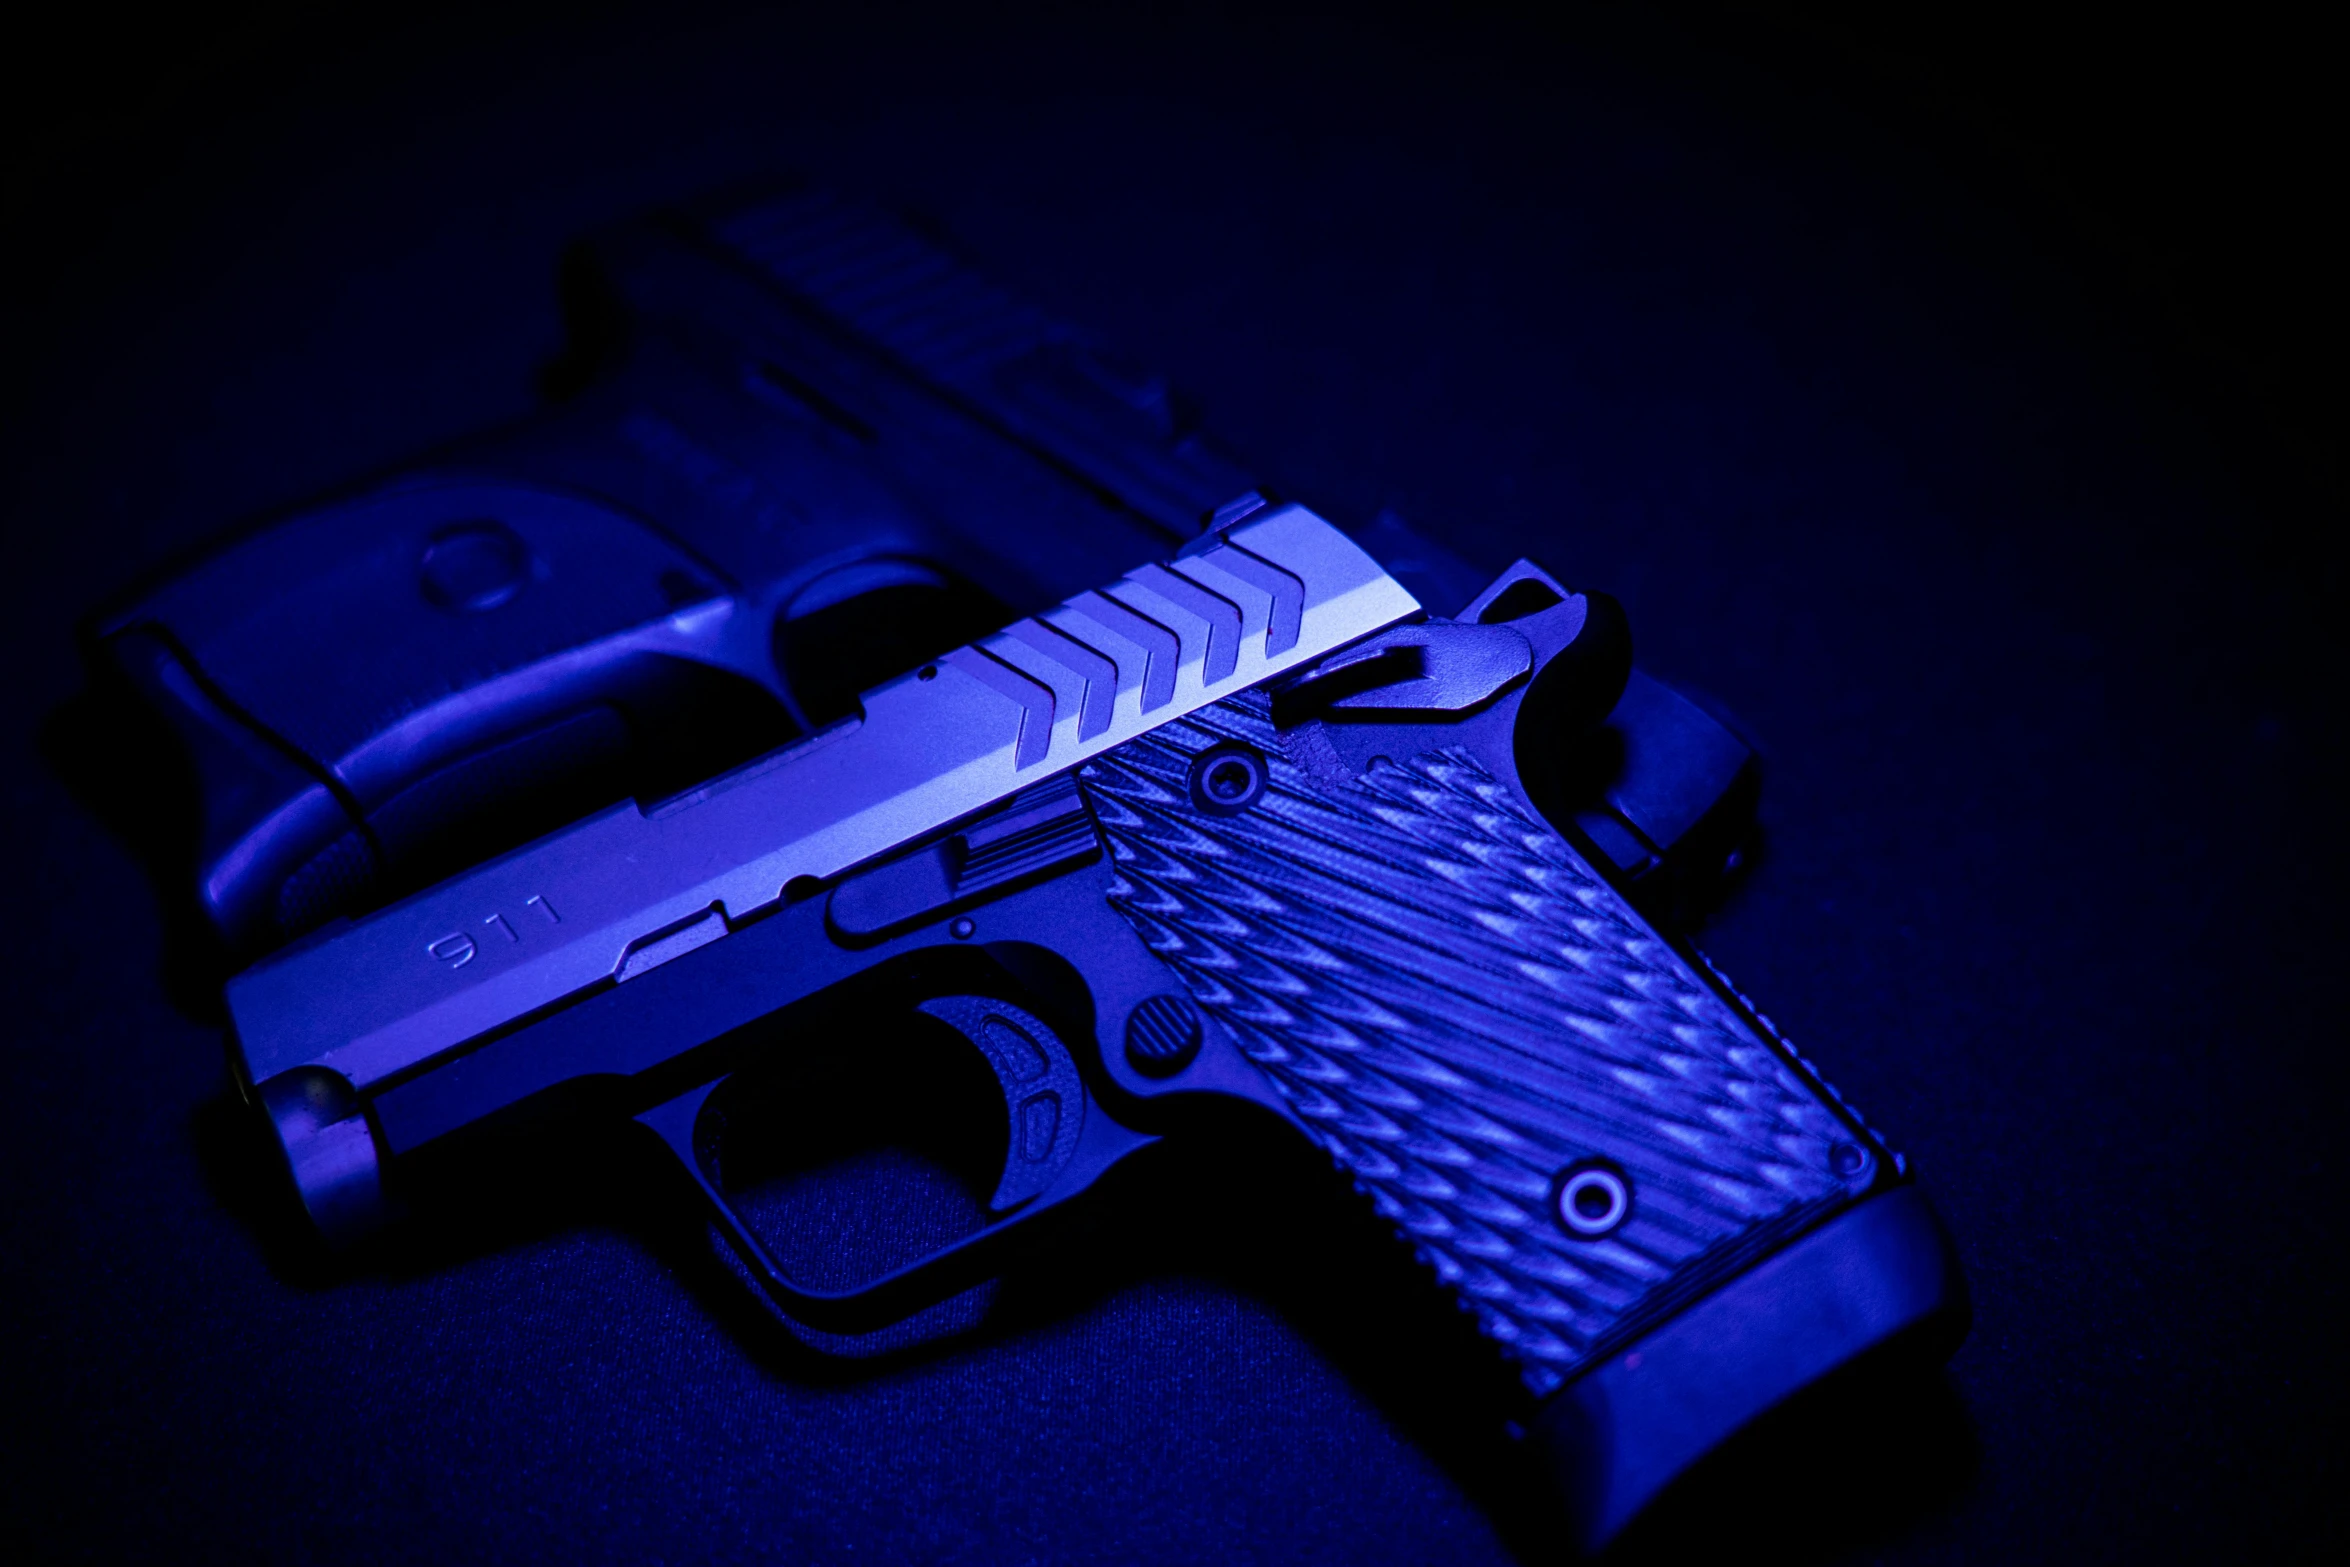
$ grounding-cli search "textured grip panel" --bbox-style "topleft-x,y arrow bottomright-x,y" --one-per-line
1082,693 -> 1875,1394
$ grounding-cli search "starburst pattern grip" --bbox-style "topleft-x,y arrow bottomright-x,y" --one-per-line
1082,693 -> 1877,1394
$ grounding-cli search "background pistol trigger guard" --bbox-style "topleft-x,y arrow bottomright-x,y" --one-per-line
631,996 -> 1154,1336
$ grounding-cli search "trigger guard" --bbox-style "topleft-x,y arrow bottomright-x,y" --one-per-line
914,996 -> 1087,1212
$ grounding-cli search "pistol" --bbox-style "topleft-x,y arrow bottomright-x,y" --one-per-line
227,494 -> 1965,1550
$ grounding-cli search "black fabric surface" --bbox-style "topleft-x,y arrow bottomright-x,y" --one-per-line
4,7 -> 2340,1563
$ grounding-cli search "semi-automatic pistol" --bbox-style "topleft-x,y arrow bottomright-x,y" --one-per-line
225,496 -> 1965,1550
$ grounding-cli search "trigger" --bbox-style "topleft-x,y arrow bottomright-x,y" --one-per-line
914,996 -> 1087,1213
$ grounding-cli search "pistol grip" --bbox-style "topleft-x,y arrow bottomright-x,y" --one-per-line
1082,686 -> 1965,1543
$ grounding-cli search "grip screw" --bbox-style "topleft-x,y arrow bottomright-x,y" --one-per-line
1553,1162 -> 1631,1239
1830,1141 -> 1873,1179
1187,743 -> 1269,815
1124,995 -> 1203,1077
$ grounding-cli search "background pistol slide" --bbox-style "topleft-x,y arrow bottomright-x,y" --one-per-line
227,504 -> 1418,1102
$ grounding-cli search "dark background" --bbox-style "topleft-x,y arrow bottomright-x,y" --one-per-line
4,4 -> 2340,1562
